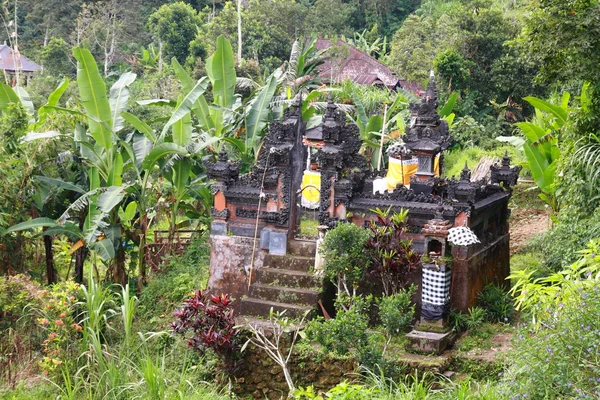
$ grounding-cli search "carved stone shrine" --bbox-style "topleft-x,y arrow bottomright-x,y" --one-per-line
204,75 -> 521,321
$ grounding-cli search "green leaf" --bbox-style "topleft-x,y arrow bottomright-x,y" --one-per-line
107,152 -> 124,186
142,143 -> 188,171
37,77 -> 69,125
206,36 -> 236,108
523,96 -> 567,126
121,112 -> 156,142
73,47 -> 113,149
137,99 -> 176,107
0,82 -> 19,111
172,159 -> 191,197
13,86 -> 35,117
245,75 -> 277,152
365,116 -> 383,136
5,218 -> 56,234
523,142 -> 550,190
194,95 -> 215,131
91,238 -> 115,261
132,134 -> 153,169
109,72 -> 137,132
172,106 -> 192,146
20,131 -> 61,142
439,93 -> 457,117
40,223 -> 84,240
120,201 -> 137,223
159,78 -> 208,140
352,89 -> 368,133
34,176 -> 86,194
496,136 -> 525,150
172,57 -> 194,93
97,186 -> 126,214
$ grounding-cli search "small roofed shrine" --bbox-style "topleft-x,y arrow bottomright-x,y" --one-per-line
204,74 -> 521,318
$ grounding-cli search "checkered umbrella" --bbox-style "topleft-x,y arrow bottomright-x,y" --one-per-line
447,226 -> 480,247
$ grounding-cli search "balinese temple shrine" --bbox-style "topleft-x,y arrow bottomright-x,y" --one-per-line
204,72 -> 521,352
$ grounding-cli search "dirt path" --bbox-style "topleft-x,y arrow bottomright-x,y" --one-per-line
509,208 -> 550,255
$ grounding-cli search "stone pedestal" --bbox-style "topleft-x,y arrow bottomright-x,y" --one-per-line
406,330 -> 456,355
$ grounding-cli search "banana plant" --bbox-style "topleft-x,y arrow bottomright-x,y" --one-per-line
350,90 -> 409,169
516,93 -> 569,214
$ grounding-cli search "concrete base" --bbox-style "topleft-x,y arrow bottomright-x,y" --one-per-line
418,317 -> 450,333
406,330 -> 456,355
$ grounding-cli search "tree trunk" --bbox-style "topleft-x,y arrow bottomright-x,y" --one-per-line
74,246 -> 87,283
137,212 -> 148,294
74,210 -> 88,283
113,241 -> 128,287
43,234 -> 57,284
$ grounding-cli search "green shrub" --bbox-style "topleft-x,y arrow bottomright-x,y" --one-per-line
502,285 -> 600,398
526,211 -> 600,273
306,296 -> 370,356
320,223 -> 371,298
138,236 -> 211,328
0,274 -> 41,321
450,307 -> 486,332
377,286 -> 416,336
477,284 -> 514,323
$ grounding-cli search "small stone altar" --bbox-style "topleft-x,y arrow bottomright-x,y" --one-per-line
204,74 -> 521,319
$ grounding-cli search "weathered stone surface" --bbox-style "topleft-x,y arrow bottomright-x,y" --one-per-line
233,345 -> 358,399
207,235 -> 266,312
406,330 -> 456,355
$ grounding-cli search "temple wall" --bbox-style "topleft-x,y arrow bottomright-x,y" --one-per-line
207,235 -> 266,312
450,233 -> 510,312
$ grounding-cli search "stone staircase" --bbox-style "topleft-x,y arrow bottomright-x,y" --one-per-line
240,240 -> 321,319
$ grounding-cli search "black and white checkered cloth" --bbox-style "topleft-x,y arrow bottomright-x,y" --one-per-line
422,269 -> 452,306
447,226 -> 480,247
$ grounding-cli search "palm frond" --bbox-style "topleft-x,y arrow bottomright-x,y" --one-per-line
284,39 -> 301,86
57,188 -> 102,224
575,141 -> 600,184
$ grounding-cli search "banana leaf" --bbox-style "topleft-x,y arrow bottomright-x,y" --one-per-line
73,47 -> 113,149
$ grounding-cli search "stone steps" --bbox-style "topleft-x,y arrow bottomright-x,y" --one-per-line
264,254 -> 314,271
249,283 -> 320,304
240,298 -> 314,319
255,267 -> 322,289
238,239 -> 321,320
288,240 -> 317,257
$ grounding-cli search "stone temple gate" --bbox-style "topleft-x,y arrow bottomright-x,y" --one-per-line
204,75 -> 521,319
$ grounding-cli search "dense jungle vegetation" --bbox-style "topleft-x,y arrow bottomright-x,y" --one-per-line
1,0 -> 600,398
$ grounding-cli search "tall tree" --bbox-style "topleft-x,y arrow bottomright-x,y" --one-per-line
148,2 -> 201,64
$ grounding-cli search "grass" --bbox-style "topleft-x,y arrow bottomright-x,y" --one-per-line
455,323 -> 512,354
298,217 -> 319,239
509,183 -> 547,210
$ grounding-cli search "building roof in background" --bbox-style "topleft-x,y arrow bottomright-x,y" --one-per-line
0,44 -> 41,72
314,38 -> 421,94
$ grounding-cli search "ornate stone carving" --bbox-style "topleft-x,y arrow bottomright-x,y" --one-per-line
490,151 -> 522,187
211,207 -> 230,220
205,148 -> 240,183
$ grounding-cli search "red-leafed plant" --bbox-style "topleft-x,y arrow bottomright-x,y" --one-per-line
365,207 -> 421,296
171,291 -> 243,373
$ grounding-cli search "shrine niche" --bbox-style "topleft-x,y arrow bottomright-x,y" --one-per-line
204,73 -> 521,317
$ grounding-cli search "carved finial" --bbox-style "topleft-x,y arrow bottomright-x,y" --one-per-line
218,147 -> 229,163
460,162 -> 471,181
502,150 -> 511,167
325,92 -> 337,119
434,204 -> 444,220
424,70 -> 438,106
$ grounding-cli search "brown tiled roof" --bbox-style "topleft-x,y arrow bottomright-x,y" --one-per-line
0,45 -> 41,72
314,38 -> 421,93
